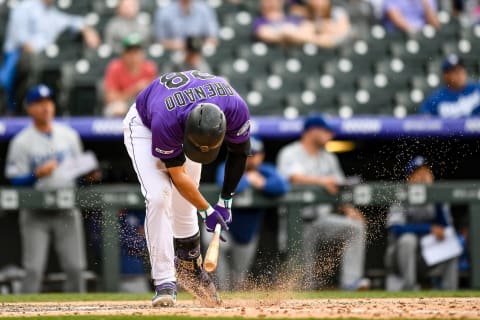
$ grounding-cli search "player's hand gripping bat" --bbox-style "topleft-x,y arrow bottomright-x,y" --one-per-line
204,224 -> 221,272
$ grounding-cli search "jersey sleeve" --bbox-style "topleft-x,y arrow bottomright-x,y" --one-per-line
150,114 -> 184,160
224,96 -> 251,144
418,92 -> 439,115
5,137 -> 32,178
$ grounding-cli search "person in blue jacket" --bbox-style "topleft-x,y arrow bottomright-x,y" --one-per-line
384,156 -> 459,290
212,136 -> 290,291
419,54 -> 480,118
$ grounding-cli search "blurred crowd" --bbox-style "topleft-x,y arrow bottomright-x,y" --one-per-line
1,0 -> 480,117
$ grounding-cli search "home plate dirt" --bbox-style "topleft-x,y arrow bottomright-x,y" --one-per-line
1,298 -> 480,318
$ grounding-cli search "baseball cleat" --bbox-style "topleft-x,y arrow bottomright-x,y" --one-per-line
152,282 -> 177,307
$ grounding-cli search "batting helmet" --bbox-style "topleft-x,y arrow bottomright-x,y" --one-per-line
184,103 -> 226,164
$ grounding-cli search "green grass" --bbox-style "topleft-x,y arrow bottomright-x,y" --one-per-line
0,290 -> 479,303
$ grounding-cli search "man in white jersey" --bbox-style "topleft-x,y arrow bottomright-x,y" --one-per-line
5,84 -> 87,293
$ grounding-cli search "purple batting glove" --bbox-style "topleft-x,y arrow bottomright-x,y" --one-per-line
198,206 -> 229,241
214,196 -> 233,224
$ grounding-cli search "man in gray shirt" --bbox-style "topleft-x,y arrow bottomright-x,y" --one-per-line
277,114 -> 369,290
5,85 -> 88,293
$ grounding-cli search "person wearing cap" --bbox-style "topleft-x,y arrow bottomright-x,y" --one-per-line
382,0 -> 440,34
103,34 -> 158,117
0,0 -> 100,114
384,156 -> 459,290
104,0 -> 152,55
277,114 -> 369,291
211,136 -> 290,291
4,84 -> 89,293
123,70 -> 251,306
419,54 -> 480,117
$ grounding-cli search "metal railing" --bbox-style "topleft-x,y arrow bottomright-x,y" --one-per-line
0,181 -> 478,291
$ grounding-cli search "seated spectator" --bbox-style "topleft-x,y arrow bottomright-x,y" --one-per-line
104,0 -> 152,55
253,0 -> 309,45
210,137 -> 290,291
302,0 -> 352,48
383,0 -> 440,34
277,114 -> 370,291
0,0 -> 100,115
385,156 -> 459,291
172,37 -> 212,73
154,0 -> 219,51
103,34 -> 157,117
419,54 -> 480,117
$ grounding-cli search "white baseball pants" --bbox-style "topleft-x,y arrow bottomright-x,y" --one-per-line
123,105 -> 201,285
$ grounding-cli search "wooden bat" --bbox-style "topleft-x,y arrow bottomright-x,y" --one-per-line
204,224 -> 221,273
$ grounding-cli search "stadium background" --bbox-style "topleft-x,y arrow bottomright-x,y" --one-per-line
0,0 -> 479,291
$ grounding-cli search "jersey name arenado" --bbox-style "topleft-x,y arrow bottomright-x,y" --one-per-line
135,70 -> 250,160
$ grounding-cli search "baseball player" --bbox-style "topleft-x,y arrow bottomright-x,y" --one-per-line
4,84 -> 88,293
123,70 -> 251,307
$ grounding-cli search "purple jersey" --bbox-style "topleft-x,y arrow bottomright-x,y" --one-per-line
135,70 -> 251,160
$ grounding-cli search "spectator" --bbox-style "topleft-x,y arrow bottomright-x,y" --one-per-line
172,37 -> 212,73
383,0 -> 440,34
153,0 -> 219,51
104,0 -> 152,55
103,34 -> 158,117
253,0 -> 309,45
302,0 -> 352,48
419,54 -> 480,117
0,0 -> 100,115
4,85 -> 94,293
212,137 -> 290,291
384,156 -> 459,290
277,114 -> 369,291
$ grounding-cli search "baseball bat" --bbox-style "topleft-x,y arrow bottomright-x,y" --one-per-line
204,224 -> 221,273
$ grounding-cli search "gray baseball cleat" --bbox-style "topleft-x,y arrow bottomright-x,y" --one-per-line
152,282 -> 177,307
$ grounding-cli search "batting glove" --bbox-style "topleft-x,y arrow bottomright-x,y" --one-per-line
213,196 -> 232,224
198,205 -> 228,242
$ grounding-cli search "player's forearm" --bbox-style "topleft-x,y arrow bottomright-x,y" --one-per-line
222,140 -> 250,199
170,171 -> 209,210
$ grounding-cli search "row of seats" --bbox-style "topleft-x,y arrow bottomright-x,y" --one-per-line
1,0 -> 479,117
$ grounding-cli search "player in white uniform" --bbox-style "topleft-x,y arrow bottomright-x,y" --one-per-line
5,85 -> 87,293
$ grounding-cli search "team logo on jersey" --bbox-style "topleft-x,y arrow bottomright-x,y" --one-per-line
236,120 -> 250,136
155,148 -> 174,155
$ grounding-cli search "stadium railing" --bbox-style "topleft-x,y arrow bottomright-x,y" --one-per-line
0,182 -> 478,291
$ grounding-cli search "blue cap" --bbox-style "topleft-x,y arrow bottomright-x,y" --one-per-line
250,136 -> 264,154
303,114 -> 334,133
442,54 -> 464,73
405,156 -> 429,177
26,84 -> 53,105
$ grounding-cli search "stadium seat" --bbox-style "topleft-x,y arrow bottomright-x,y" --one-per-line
337,90 -> 392,116
56,0 -> 92,14
246,90 -> 284,116
394,90 -> 424,115
286,90 -> 336,117
324,57 -> 373,81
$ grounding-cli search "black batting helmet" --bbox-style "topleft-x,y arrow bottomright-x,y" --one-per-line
184,103 -> 226,164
